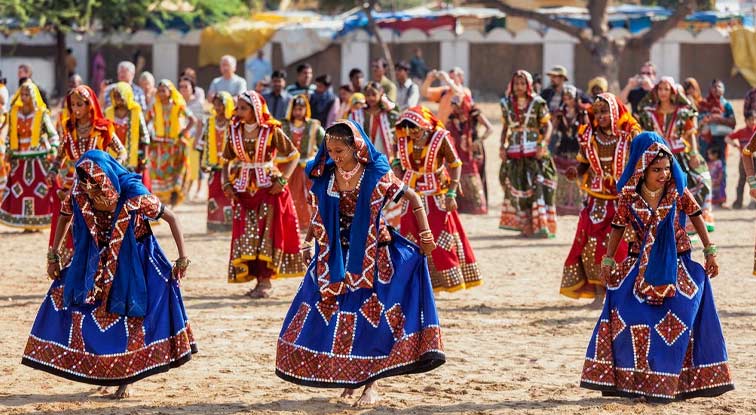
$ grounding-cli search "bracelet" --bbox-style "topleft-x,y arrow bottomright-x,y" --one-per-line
222,182 -> 233,190
413,206 -> 425,213
743,147 -> 753,157
300,245 -> 314,253
47,251 -> 60,263
537,141 -> 547,148
703,244 -> 718,257
277,176 -> 288,186
175,257 -> 191,269
391,158 -> 402,168
601,256 -> 616,268
748,176 -> 756,189
445,190 -> 457,199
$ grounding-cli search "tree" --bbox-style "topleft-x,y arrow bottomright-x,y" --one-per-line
4,0 -> 248,97
480,0 -> 698,92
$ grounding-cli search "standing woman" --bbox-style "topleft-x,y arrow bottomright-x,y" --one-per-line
197,91 -> 234,232
25,150 -> 196,399
280,94 -> 325,230
48,85 -> 127,265
697,79 -> 735,207
446,94 -> 492,214
637,77 -> 713,231
499,70 -> 557,238
178,76 -> 206,201
560,93 -> 640,302
275,120 -> 444,406
146,79 -> 196,207
552,85 -> 588,216
105,82 -> 151,188
395,106 -> 482,292
580,132 -> 732,401
222,91 -> 306,298
0,80 -> 59,229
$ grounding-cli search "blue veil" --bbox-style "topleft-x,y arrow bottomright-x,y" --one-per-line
305,119 -> 390,287
63,150 -> 151,317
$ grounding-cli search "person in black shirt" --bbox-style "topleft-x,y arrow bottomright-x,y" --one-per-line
619,61 -> 656,117
263,70 -> 292,121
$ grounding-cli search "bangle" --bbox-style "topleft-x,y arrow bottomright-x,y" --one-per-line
537,141 -> 547,148
601,256 -> 616,268
743,147 -> 753,157
277,176 -> 288,186
445,190 -> 457,199
413,206 -> 424,213
748,176 -> 756,189
391,158 -> 402,168
47,251 -> 60,263
175,257 -> 191,269
222,182 -> 233,190
703,244 -> 718,257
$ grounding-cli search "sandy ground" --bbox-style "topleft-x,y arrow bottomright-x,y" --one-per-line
2,102 -> 756,415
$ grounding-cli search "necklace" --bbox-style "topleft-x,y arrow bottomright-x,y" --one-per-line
338,161 -> 362,186
595,130 -> 617,146
243,123 -> 257,132
641,183 -> 663,199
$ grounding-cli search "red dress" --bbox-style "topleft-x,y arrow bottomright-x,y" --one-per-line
198,118 -> 233,232
281,119 -> 324,231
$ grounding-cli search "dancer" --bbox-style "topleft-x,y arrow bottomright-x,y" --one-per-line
0,80 -> 58,229
197,91 -> 234,232
275,120 -> 444,406
24,150 -> 196,399
447,94 -> 492,214
105,82 -> 150,187
146,79 -> 196,207
394,106 -> 482,292
499,70 -> 557,238
552,85 -> 587,216
222,91 -> 306,298
49,85 -> 127,265
280,94 -> 325,230
560,93 -> 640,302
637,77 -> 713,231
738,133 -> 756,273
580,132 -> 732,401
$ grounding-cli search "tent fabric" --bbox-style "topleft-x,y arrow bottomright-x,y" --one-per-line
730,27 -> 756,87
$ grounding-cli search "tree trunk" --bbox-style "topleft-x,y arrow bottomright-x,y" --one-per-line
54,28 -> 67,98
365,1 -> 396,81
587,37 -> 622,94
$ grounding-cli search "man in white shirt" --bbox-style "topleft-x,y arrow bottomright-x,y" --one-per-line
245,50 -> 272,94
208,55 -> 248,100
394,61 -> 419,111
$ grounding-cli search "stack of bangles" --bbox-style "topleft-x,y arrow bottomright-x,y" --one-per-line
222,182 -> 233,191
173,257 -> 191,280
601,256 -> 616,268
301,242 -> 314,253
703,244 -> 718,258
446,181 -> 459,199
47,250 -> 60,264
747,175 -> 756,190
419,230 -> 434,245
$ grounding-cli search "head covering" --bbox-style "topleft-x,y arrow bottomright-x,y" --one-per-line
8,80 -> 48,151
616,132 -> 687,302
506,70 -> 534,98
64,85 -> 115,154
683,77 -> 702,104
64,150 -> 151,317
237,90 -> 281,128
395,105 -> 444,139
206,91 -> 235,166
105,82 -> 142,167
546,65 -> 569,80
154,79 -> 187,139
593,92 -> 640,136
587,76 -> 608,95
350,92 -> 366,106
698,80 -> 726,114
562,84 -> 578,99
286,93 -> 312,121
305,120 -> 391,299
364,83 -> 396,111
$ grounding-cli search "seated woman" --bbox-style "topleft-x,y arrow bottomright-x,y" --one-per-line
23,150 -> 196,399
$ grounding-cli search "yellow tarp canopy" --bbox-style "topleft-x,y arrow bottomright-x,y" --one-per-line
731,27 -> 756,87
199,12 -> 317,67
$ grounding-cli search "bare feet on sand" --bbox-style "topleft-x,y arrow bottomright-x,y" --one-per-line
246,279 -> 272,299
111,384 -> 131,399
340,388 -> 356,399
353,382 -> 380,407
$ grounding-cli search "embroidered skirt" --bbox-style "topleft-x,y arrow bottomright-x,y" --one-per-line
275,229 -> 445,387
553,154 -> 583,216
677,152 -> 714,232
499,155 -> 558,237
206,170 -> 233,232
148,139 -> 188,206
0,156 -> 52,229
227,186 -> 307,282
580,252 -> 733,401
288,165 -> 314,232
22,234 -> 197,386
400,195 -> 482,292
561,197 -> 628,299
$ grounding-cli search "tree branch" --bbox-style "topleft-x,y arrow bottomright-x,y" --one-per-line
482,0 -> 591,43
628,0 -> 697,48
587,0 -> 609,37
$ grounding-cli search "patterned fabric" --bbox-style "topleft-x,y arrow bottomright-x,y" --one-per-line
447,99 -> 487,214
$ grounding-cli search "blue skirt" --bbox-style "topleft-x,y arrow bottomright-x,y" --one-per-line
275,229 -> 445,388
580,252 -> 733,401
22,234 -> 197,386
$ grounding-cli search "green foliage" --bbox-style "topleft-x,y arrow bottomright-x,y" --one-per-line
317,0 -> 427,13
639,0 -> 714,11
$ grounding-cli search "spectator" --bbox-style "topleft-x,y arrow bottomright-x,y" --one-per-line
245,49 -> 272,93
139,71 -> 156,110
64,48 -> 77,77
310,74 -> 339,128
255,76 -> 271,94
178,76 -> 206,200
104,61 -> 147,109
0,70 -> 8,114
208,55 -> 247,100
16,64 -> 49,106
371,58 -> 397,102
744,80 -> 756,118
394,60 -> 419,111
409,48 -> 428,81
683,77 -> 703,110
421,67 -> 471,125
698,78 -> 736,206
587,76 -> 608,100
726,111 -> 756,209
541,65 -> 590,112
180,67 -> 206,103
337,84 -> 353,119
620,61 -> 656,116
68,73 -> 83,90
349,68 -> 365,93
285,63 -> 315,97
532,73 -> 543,95
263,70 -> 292,120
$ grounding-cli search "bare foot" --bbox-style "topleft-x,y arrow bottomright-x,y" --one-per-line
340,388 -> 356,399
589,286 -> 605,309
111,384 -> 131,399
247,279 -> 272,299
94,386 -> 111,395
353,382 -> 380,407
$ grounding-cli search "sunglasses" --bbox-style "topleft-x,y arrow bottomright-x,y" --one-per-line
640,71 -> 653,76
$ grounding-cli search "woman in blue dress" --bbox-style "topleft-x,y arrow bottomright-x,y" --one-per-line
23,149 -> 196,399
580,132 -> 733,401
275,120 -> 445,406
